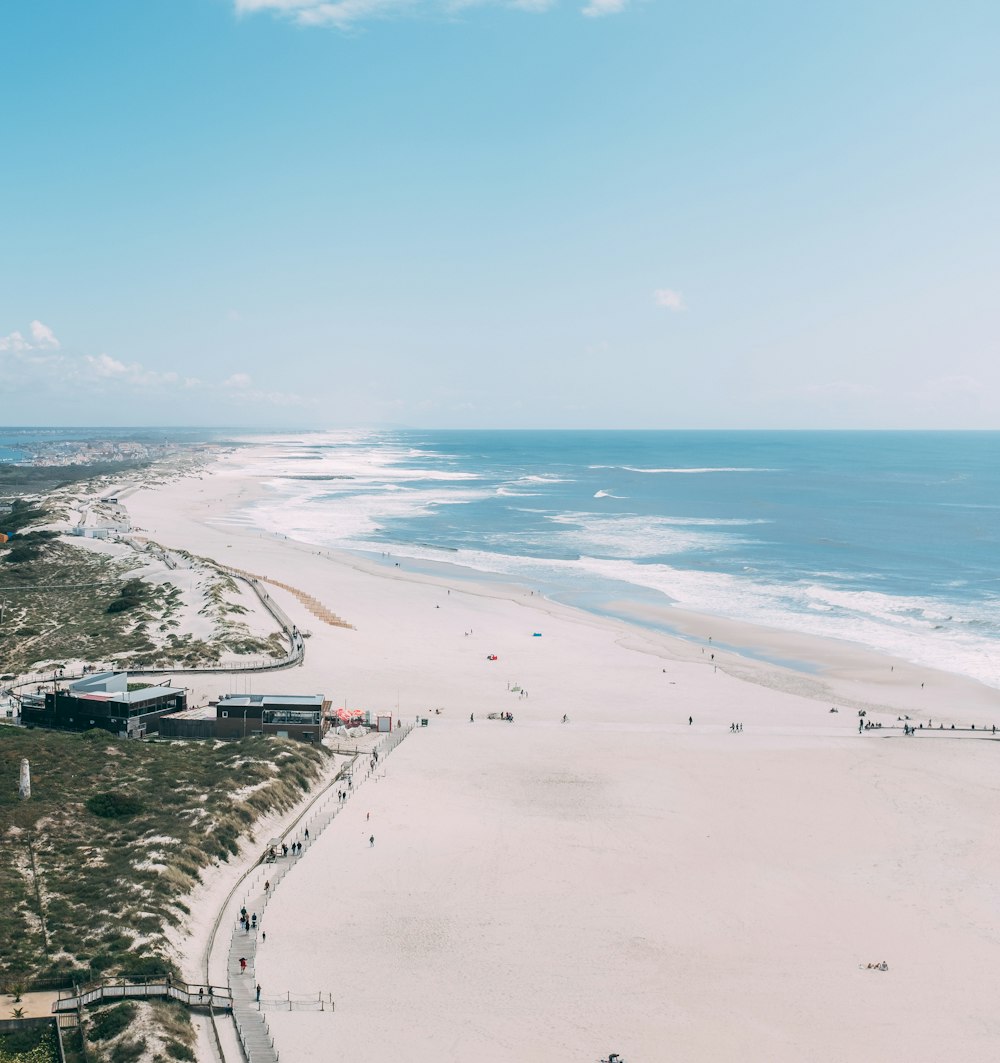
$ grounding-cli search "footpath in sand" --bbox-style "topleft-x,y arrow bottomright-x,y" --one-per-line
123,457 -> 1000,1063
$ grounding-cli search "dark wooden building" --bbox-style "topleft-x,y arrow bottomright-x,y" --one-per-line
20,671 -> 186,737
214,693 -> 330,742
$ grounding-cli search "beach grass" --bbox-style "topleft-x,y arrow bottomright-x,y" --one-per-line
0,538 -> 155,675
0,525 -> 285,674
0,727 -> 327,992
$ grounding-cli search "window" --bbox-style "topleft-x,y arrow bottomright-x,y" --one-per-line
221,711 -> 229,718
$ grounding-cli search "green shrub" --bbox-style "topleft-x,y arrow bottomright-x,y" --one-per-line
107,598 -> 141,614
165,1041 -> 196,1061
4,546 -> 39,564
89,1002 -> 137,1041
0,1025 -> 52,1054
110,1038 -> 147,1063
85,792 -> 144,818
120,955 -> 172,980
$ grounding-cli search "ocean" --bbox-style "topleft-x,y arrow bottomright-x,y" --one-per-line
212,429 -> 1000,690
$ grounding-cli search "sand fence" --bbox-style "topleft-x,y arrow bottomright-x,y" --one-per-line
224,566 -> 355,630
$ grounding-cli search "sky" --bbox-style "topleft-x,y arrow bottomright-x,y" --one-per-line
1,0 -> 999,429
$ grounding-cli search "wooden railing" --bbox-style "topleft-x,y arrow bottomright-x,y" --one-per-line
52,978 -> 233,1013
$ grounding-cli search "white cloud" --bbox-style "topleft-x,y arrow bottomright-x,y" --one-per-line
236,0 -> 413,26
236,0 -> 612,27
301,0 -> 415,26
0,319 -> 61,352
29,320 -> 60,349
653,288 -> 686,312
582,0 -> 626,16
0,331 -> 29,352
0,325 -> 311,410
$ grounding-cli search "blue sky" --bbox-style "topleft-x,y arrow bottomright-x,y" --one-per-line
1,0 -> 998,428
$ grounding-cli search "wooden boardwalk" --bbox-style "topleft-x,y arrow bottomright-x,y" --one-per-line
221,723 -> 414,1062
53,979 -> 233,1012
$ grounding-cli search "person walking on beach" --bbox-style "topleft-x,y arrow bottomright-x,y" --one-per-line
370,834 -> 375,847
256,984 -> 261,1003
470,713 -> 474,722
689,716 -> 693,726
239,957 -> 247,974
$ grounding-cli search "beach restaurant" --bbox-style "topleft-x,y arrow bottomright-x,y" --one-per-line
21,671 -> 187,737
212,693 -> 331,742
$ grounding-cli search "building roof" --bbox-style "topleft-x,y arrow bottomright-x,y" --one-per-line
68,686 -> 185,704
217,694 -> 325,708
163,705 -> 217,721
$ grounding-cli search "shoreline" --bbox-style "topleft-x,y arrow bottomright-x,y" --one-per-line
125,448 -> 1000,726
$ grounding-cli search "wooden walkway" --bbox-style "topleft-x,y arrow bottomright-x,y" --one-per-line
53,979 -> 232,1013
221,723 -> 414,1062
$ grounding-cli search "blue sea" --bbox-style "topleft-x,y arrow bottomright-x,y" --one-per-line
217,429 -> 1000,690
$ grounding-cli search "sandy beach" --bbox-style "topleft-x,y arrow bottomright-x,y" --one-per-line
122,450 -> 1000,1062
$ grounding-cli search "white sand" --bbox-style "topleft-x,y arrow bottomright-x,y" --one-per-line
120,452 -> 1000,1062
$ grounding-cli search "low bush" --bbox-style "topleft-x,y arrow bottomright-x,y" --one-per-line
89,1002 -> 137,1041
110,1038 -> 146,1063
106,598 -> 141,614
4,546 -> 40,564
85,792 -> 145,818
0,1025 -> 52,1055
120,955 -> 173,980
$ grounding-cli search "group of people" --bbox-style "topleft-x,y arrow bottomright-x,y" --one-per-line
864,961 -> 889,971
239,906 -> 257,934
729,722 -> 743,732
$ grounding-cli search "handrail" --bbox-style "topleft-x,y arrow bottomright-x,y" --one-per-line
52,979 -> 233,1013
